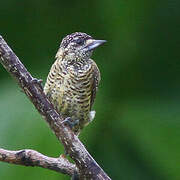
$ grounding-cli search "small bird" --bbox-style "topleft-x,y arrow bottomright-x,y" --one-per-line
44,32 -> 106,135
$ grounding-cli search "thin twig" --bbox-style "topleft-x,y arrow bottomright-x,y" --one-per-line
0,148 -> 76,176
0,35 -> 111,180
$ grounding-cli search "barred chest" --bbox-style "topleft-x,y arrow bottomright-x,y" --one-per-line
56,60 -> 94,120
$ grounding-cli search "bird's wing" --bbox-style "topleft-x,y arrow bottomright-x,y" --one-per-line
44,59 -> 64,110
90,62 -> 101,110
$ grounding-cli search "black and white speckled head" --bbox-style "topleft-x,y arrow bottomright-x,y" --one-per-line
60,32 -> 92,49
56,32 -> 106,61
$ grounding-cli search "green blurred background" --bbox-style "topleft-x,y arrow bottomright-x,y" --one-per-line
0,0 -> 180,179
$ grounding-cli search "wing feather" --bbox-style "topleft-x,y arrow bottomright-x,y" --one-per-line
90,62 -> 101,110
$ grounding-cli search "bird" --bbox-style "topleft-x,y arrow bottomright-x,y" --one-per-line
44,32 -> 106,135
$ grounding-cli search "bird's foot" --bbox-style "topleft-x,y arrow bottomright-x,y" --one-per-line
61,117 -> 79,129
30,78 -> 43,90
21,78 -> 43,92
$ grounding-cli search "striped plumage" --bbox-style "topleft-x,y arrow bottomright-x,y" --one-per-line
44,32 -> 106,135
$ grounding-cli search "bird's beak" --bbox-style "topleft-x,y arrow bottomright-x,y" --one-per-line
84,39 -> 106,51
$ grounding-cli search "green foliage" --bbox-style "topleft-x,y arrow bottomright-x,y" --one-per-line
0,0 -> 180,179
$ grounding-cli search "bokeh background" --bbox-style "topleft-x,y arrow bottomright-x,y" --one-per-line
0,0 -> 180,179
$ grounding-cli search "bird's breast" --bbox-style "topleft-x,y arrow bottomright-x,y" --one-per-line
65,63 -> 93,102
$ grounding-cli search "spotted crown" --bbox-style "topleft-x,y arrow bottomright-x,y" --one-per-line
60,32 -> 92,48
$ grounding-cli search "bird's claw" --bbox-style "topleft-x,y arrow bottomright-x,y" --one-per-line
31,78 -> 43,90
61,117 -> 79,129
21,78 -> 43,92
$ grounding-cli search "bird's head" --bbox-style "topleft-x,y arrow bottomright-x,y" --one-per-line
56,32 -> 106,62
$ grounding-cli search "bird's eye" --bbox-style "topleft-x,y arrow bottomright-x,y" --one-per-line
76,38 -> 84,45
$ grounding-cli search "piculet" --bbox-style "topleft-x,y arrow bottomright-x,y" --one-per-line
44,32 -> 106,135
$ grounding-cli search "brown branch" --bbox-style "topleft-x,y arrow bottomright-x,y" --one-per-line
0,148 -> 76,176
0,35 -> 111,180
